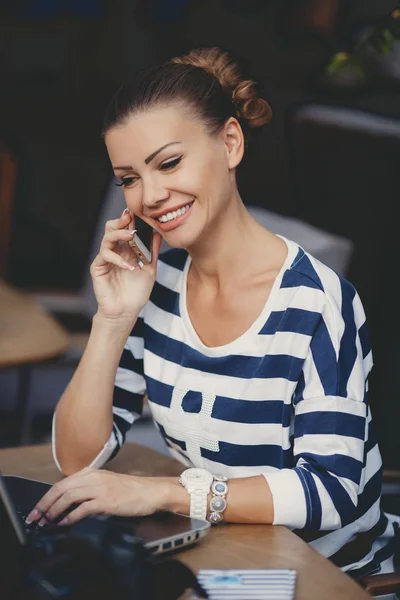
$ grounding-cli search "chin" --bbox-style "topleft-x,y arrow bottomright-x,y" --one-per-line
160,226 -> 202,251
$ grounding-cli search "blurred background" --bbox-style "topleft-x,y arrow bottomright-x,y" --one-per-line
0,0 -> 399,482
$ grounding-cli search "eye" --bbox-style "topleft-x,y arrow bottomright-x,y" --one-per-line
115,176 -> 138,188
160,156 -> 183,171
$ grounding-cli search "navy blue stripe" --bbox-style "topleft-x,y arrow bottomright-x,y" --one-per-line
113,413 -> 132,440
298,452 -> 363,485
310,316 -> 338,396
337,280 -> 357,397
212,397 -> 292,427
113,386 -> 143,415
329,511 -> 388,568
293,253 -> 325,290
201,442 -> 293,467
258,308 -> 321,335
303,464 -> 357,526
146,378 -> 293,426
294,411 -> 365,440
354,467 -> 383,519
149,281 -> 180,316
145,324 -> 302,380
129,316 -> 144,338
296,467 -> 322,529
346,531 -> 398,580
281,269 -> 323,290
365,421 -> 378,454
358,321 -> 371,360
293,371 -> 306,405
119,348 -> 143,374
146,377 -> 173,408
159,248 -> 188,271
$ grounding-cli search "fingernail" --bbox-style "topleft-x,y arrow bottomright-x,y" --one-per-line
25,508 -> 40,524
58,517 -> 68,526
38,518 -> 47,527
138,261 -> 144,269
122,208 -> 130,216
127,230 -> 135,235
122,262 -> 135,270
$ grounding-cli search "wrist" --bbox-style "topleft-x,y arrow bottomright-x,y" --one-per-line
93,311 -> 137,335
162,477 -> 191,514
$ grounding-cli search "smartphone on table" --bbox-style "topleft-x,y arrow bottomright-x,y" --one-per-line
128,216 -> 153,265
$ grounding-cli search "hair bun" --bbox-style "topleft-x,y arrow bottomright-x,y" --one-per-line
170,47 -> 272,128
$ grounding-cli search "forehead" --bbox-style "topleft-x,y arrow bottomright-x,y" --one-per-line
105,105 -> 207,163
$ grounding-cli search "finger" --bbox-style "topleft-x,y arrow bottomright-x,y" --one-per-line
101,228 -> 136,251
26,483 -> 67,523
45,486 -> 100,523
25,468 -> 95,523
92,248 -> 137,272
58,500 -> 99,526
105,208 -> 132,233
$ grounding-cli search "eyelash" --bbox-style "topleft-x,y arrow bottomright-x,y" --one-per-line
115,155 -> 183,188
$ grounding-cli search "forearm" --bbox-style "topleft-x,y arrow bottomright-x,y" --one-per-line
54,313 -> 136,474
161,475 -> 274,524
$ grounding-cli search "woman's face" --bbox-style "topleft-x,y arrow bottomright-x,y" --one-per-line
105,104 -> 243,249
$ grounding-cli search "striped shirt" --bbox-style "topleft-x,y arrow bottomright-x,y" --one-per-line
81,236 -> 399,577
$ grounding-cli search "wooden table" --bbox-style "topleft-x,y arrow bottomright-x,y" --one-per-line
0,280 -> 69,443
0,443 -> 370,600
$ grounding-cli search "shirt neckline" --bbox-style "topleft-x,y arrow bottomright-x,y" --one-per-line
179,235 -> 298,357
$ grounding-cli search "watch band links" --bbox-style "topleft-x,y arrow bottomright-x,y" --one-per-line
190,486 -> 208,520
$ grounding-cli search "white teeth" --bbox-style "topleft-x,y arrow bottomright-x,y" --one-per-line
158,202 -> 193,223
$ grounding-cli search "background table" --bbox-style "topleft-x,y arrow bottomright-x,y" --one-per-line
0,280 -> 69,443
0,442 -> 370,600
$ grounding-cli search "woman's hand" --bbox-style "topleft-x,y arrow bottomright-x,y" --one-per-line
25,468 -> 175,527
90,209 -> 162,322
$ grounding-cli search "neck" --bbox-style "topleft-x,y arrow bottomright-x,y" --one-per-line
186,191 -> 275,292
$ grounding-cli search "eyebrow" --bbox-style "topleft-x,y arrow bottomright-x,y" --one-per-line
113,142 -> 182,171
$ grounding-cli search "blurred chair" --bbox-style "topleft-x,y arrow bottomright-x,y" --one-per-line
287,104 -> 400,597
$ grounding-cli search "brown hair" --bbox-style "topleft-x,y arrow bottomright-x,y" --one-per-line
102,47 -> 272,145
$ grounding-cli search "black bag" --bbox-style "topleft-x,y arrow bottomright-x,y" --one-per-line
13,515 -> 207,600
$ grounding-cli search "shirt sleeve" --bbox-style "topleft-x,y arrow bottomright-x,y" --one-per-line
263,281 -> 373,531
52,315 -> 146,471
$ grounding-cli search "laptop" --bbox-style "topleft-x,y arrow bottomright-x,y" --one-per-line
0,474 -> 210,556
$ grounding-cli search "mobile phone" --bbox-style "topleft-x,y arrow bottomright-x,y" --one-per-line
129,216 -> 153,264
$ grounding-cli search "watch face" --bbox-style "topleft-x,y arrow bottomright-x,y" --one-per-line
185,468 -> 213,484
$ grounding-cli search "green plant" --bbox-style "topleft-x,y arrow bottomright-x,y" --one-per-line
326,7 -> 400,76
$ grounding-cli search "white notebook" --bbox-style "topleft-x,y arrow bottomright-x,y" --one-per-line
197,569 -> 296,599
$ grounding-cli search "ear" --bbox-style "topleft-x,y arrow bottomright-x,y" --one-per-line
222,117 -> 244,169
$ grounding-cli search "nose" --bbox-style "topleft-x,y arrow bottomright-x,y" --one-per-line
141,175 -> 170,209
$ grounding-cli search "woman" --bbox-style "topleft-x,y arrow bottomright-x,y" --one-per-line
27,47 -> 398,577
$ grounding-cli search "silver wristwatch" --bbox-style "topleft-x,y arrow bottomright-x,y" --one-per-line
179,468 -> 214,521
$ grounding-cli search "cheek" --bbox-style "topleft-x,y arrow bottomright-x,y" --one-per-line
123,187 -> 144,215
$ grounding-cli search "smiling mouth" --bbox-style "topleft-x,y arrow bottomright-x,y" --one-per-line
156,201 -> 194,223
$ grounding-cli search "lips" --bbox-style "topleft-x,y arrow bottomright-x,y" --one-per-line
154,200 -> 195,232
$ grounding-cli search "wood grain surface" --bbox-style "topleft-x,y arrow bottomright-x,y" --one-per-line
0,442 -> 370,599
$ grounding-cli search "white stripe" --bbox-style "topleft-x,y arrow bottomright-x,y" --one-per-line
311,470 -> 342,529
145,300 -> 312,358
125,334 -> 144,358
144,349 -> 298,401
149,401 -> 291,447
156,257 -> 184,292
310,498 -> 382,557
295,395 -> 367,417
295,433 -> 364,462
307,254 -> 344,357
302,351 -> 325,398
112,405 -> 140,424
115,366 -> 145,395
